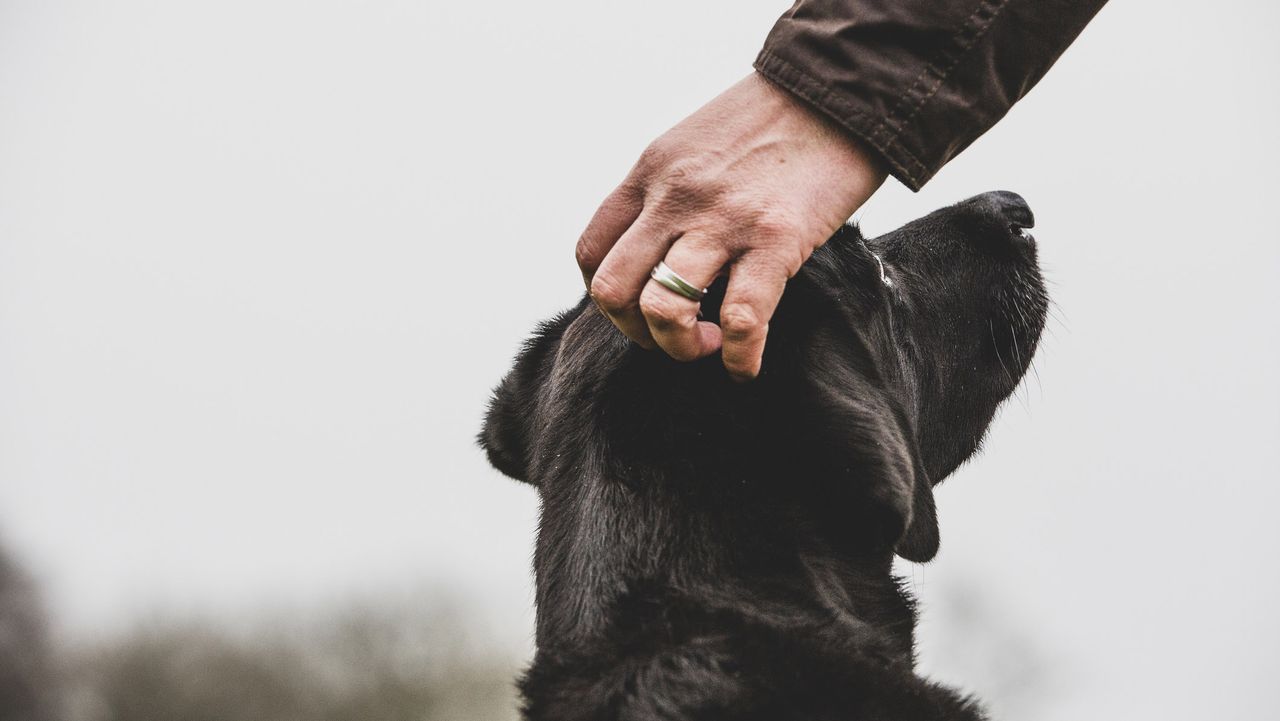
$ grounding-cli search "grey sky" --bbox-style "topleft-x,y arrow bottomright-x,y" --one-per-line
1,1 -> 1277,719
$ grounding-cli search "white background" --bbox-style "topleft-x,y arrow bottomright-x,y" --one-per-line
1,1 -> 1277,719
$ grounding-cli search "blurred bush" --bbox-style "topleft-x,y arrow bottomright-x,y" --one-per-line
0,546 -> 58,721
59,599 -> 522,721
0,543 -> 520,721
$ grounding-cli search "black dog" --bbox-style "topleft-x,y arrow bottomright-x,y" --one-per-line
481,191 -> 1047,720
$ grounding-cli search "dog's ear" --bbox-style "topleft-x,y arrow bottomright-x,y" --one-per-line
798,330 -> 940,563
479,303 -> 583,484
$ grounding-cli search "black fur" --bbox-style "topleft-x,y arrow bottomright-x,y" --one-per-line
481,191 -> 1048,720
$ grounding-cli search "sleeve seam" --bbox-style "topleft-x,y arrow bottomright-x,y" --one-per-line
868,0 -> 1011,167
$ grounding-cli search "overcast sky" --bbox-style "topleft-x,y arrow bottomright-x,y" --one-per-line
1,1 -> 1277,719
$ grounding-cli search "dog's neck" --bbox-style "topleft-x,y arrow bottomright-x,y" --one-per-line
530,458 -> 922,670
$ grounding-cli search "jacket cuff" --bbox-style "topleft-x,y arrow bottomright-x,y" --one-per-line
755,0 -> 1109,192
754,50 -> 931,192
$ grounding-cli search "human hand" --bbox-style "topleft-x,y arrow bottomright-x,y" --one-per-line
576,72 -> 887,381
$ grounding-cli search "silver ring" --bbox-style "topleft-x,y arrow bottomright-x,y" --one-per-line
650,261 -> 707,301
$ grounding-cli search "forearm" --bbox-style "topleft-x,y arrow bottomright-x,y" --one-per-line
755,0 -> 1109,190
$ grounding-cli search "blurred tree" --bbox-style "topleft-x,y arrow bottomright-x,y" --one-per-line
62,598 -> 520,721
0,543 -> 58,721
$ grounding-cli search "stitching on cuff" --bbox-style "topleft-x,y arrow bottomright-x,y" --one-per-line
870,0 -> 1010,173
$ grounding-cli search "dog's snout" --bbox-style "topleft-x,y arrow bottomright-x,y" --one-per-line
978,190 -> 1035,230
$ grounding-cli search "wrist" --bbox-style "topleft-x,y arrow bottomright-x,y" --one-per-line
749,71 -> 888,209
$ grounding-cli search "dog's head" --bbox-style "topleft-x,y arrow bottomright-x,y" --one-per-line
482,191 -> 1047,564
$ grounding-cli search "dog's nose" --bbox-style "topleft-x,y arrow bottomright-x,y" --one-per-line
977,190 -> 1035,230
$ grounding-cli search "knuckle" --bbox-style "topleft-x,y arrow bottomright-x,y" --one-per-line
655,160 -> 716,209
662,156 -> 705,184
589,273 -> 631,312
730,200 -> 798,239
639,287 -> 688,329
719,302 -> 763,340
575,236 -> 601,273
715,199 -> 804,255
750,210 -> 800,241
636,141 -> 672,174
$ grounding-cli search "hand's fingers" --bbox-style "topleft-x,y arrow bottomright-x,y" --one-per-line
718,252 -> 790,381
588,210 -> 677,348
639,235 -> 731,362
575,181 -> 643,287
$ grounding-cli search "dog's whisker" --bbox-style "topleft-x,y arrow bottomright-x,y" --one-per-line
989,318 -> 1017,388
1046,299 -> 1070,333
1007,324 -> 1037,414
1013,294 -> 1035,334
1029,355 -> 1045,400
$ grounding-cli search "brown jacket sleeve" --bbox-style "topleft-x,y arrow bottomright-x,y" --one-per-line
755,0 -> 1108,190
